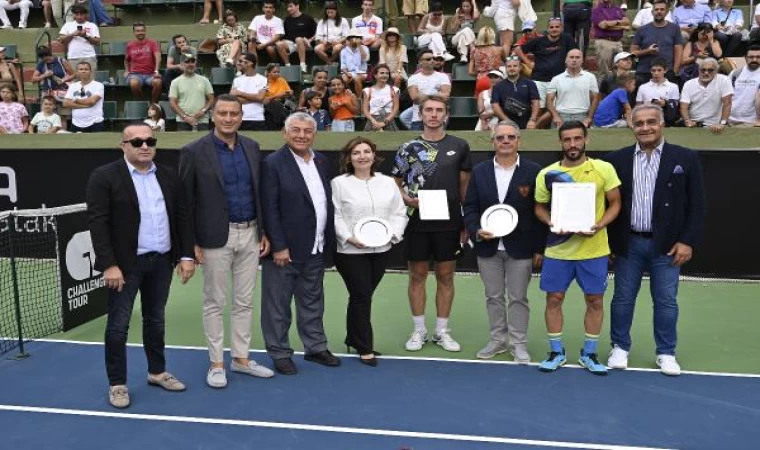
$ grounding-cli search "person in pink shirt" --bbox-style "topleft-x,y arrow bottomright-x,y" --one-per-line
125,22 -> 162,104
0,83 -> 29,134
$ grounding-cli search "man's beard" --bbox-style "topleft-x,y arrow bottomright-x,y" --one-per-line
563,146 -> 586,161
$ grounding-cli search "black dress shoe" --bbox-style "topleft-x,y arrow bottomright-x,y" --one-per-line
304,350 -> 341,367
274,357 -> 298,375
359,355 -> 378,367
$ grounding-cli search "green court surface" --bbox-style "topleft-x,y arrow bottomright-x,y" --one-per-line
52,272 -> 760,375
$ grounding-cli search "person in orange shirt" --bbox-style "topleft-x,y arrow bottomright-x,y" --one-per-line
328,76 -> 359,132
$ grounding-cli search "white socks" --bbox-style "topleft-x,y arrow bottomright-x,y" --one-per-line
413,316 -> 449,333
412,315 -> 426,332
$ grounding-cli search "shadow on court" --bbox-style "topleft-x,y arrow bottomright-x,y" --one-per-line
0,341 -> 757,450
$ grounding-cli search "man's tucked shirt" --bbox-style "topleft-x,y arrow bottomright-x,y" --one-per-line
126,159 -> 171,255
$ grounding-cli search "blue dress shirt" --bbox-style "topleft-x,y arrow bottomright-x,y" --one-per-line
213,134 -> 256,223
126,159 -> 171,255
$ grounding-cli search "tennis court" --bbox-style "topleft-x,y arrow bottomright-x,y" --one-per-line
1,273 -> 758,449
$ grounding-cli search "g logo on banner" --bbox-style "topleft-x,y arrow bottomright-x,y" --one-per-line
0,166 -> 17,204
65,231 -> 101,281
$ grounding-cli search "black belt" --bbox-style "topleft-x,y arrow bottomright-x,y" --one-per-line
229,220 -> 255,229
137,251 -> 169,259
630,230 -> 653,238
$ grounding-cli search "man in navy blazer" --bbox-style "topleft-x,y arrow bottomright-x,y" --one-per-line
603,104 -> 705,376
463,122 -> 546,363
260,111 -> 339,375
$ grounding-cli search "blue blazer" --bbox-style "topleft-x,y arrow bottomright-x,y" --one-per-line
463,156 -> 546,259
604,142 -> 705,257
261,145 -> 335,264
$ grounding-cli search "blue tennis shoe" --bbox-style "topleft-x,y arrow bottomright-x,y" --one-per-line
538,349 -> 567,372
579,350 -> 608,376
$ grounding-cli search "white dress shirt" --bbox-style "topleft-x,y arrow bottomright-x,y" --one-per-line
493,155 -> 519,251
290,149 -> 327,254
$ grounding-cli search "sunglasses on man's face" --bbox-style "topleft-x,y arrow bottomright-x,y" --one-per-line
123,137 -> 158,147
700,68 -> 716,73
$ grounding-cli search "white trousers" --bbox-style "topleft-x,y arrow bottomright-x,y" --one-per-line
451,28 -> 476,57
0,0 -> 32,27
417,32 -> 447,55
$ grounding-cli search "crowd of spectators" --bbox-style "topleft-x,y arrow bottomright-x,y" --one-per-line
0,0 -> 758,135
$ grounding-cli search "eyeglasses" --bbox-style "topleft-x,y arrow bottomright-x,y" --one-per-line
494,134 -> 518,142
420,57 -> 433,61
123,137 -> 157,147
699,68 -> 716,73
548,17 -> 562,22
505,55 -> 520,61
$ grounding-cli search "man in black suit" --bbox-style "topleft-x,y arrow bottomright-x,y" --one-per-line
179,94 -> 274,389
87,123 -> 195,409
463,122 -> 546,364
260,111 -> 340,375
604,104 -> 705,376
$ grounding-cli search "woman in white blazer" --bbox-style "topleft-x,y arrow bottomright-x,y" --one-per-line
331,137 -> 408,367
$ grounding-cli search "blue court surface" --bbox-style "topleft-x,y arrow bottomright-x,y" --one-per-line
1,340 -> 758,450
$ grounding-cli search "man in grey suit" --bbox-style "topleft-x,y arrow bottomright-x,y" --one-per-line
179,94 -> 274,388
260,111 -> 340,375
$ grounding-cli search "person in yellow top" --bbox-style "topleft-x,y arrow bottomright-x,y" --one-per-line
534,121 -> 621,375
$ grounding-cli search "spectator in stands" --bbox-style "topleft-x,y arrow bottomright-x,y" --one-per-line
0,46 -> 22,102
352,0 -> 383,50
406,48 -> 452,130
299,67 -> 330,109
632,1 -> 673,30
0,83 -> 27,133
88,0 -> 114,27
40,0 -> 54,28
404,0 -> 428,34
448,0 -> 480,63
591,0 -> 630,76
593,72 -> 636,128
32,46 -> 74,130
515,19 -> 541,47
230,52 -> 268,131
169,54 -> 215,131
475,69 -> 504,131
362,63 -> 400,131
248,0 -> 284,62
0,0 -> 31,29
305,90 -> 331,131
486,0 -> 520,57
263,63 -> 295,130
416,2 -> 455,62
470,25 -> 504,98
125,22 -> 162,104
144,103 -> 165,132
491,56 -> 540,129
547,49 -> 600,128
216,10 -> 247,68
680,23 -> 722,81
59,5 -> 100,73
62,61 -> 104,133
341,28 -> 369,96
712,0 -> 744,58
379,27 -> 408,86
515,17 -> 578,128
314,1 -> 349,65
751,3 -> 760,44
164,35 -> 196,92
599,52 -> 635,98
631,0 -> 684,86
328,76 -> 359,132
276,0 -> 317,74
562,0 -> 594,55
673,0 -> 712,41
199,0 -> 223,25
636,58 -> 681,125
728,45 -> 760,126
29,95 -> 62,134
680,57 -> 733,133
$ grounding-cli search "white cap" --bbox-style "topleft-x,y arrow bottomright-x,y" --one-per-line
613,52 -> 634,64
488,69 -> 505,78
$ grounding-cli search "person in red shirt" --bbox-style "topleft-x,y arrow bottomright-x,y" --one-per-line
125,22 -> 162,104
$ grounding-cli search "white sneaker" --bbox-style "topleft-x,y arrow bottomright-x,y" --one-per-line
442,52 -> 455,62
432,329 -> 461,352
656,355 -> 681,376
405,329 -> 428,351
459,55 -> 468,63
18,22 -> 26,29
607,344 -> 629,369
300,63 -> 308,73
230,360 -> 275,378
0,25 -> 13,30
44,22 -> 51,29
206,367 -> 227,388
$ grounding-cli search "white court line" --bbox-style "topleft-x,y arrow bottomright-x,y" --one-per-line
35,338 -> 760,379
0,404 -> 675,450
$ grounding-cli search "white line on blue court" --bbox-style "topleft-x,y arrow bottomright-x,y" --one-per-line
36,338 -> 760,379
0,404 -> 675,450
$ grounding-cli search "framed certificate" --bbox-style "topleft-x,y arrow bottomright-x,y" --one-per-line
550,182 -> 596,233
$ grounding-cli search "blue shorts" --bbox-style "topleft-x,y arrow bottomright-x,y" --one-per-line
410,121 -> 423,130
540,256 -> 609,295
126,73 -> 157,87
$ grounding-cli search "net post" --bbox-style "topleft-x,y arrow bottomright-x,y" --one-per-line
7,213 -> 30,360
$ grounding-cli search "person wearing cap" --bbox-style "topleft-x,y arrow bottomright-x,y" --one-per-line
591,0 -> 630,76
463,121 -> 545,363
476,69 -> 505,131
416,2 -> 455,62
247,0 -> 285,62
448,0 -> 480,63
125,22 -> 163,105
164,35 -> 197,94
491,56 -> 540,129
515,20 -> 542,47
379,27 -> 408,86
168,54 -> 215,131
340,27 -> 369,96
230,52 -> 268,131
59,5 -> 101,73
599,52 -> 635,99
277,0 -> 317,74
351,0 -> 384,50
0,0 -> 32,29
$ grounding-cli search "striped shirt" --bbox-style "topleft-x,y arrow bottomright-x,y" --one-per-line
631,141 -> 663,232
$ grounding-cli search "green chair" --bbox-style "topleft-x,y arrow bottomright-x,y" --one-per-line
123,101 -> 150,120
103,101 -> 118,131
94,71 -> 110,83
105,41 -> 128,56
279,65 -> 302,84
159,100 -> 176,120
3,44 -> 17,59
449,97 -> 477,118
211,67 -> 235,85
453,64 -> 475,81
